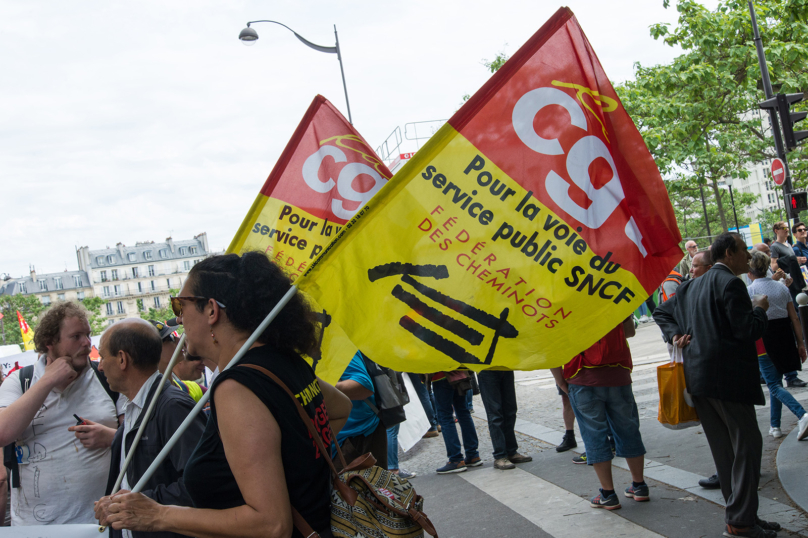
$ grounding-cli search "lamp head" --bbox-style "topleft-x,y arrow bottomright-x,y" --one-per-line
239,26 -> 259,46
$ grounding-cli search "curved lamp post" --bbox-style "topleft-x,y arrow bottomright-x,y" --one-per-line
239,20 -> 353,124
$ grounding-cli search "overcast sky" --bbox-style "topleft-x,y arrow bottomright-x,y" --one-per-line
0,0 -> 719,278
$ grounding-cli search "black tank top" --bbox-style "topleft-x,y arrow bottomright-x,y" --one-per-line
184,345 -> 333,536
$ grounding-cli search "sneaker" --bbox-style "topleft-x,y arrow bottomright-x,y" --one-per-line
639,315 -> 649,322
590,489 -> 621,510
494,458 -> 515,470
798,413 -> 808,441
508,452 -> 533,464
698,474 -> 720,489
755,518 -> 781,532
464,456 -> 483,467
397,469 -> 416,479
723,524 -> 777,537
422,429 -> 439,439
572,452 -> 587,464
787,377 -> 808,388
624,483 -> 650,502
556,433 -> 577,452
436,461 -> 466,474
769,427 -> 783,439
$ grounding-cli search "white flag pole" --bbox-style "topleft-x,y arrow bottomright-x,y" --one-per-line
111,332 -> 187,494
131,285 -> 299,493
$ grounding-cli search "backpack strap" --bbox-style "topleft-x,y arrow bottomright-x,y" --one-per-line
89,360 -> 119,405
4,365 -> 34,489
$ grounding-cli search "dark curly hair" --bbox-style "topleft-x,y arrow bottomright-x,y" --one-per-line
34,301 -> 89,354
188,252 -> 319,356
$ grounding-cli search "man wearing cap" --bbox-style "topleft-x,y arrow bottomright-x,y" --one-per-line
147,320 -> 206,403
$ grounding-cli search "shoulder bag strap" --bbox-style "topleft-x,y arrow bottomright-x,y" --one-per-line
239,364 -> 355,496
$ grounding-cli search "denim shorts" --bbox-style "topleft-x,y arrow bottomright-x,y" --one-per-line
567,384 -> 646,465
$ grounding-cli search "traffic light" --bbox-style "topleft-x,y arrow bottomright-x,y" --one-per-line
787,192 -> 808,212
760,93 -> 808,150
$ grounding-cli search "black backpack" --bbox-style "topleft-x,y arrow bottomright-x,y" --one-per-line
360,354 -> 409,429
2,361 -> 118,488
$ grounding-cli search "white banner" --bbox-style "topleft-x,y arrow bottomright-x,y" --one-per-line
0,524 -> 102,537
396,375 -> 431,452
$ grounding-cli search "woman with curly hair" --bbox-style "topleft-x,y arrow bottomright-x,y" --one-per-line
97,252 -> 352,538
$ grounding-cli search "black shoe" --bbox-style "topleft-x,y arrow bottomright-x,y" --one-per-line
755,518 -> 781,532
556,433 -> 577,452
723,524 -> 777,537
698,474 -> 720,489
788,377 -> 808,387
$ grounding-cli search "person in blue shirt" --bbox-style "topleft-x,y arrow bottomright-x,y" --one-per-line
335,351 -> 387,469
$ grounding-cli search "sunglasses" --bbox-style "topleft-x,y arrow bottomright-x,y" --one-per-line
797,228 -> 807,233
170,296 -> 227,318
181,347 -> 203,362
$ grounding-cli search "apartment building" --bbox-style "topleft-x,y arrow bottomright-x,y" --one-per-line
0,267 -> 93,306
76,233 -> 210,324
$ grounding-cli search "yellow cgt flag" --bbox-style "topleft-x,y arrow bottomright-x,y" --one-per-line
17,311 -> 35,352
297,8 -> 682,374
227,95 -> 390,383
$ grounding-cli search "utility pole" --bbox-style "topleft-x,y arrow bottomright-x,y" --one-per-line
749,1 -> 797,220
699,183 -> 712,243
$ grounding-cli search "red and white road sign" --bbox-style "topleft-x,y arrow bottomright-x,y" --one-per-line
772,158 -> 786,186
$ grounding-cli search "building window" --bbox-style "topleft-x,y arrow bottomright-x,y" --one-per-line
166,278 -> 171,288
150,281 -> 156,291
179,247 -> 187,255
190,246 -> 198,254
128,252 -> 137,262
77,291 -> 85,300
159,249 -> 168,258
114,285 -> 122,296
57,293 -> 65,302
96,256 -> 105,266
108,319 -> 114,326
73,275 -> 83,287
132,267 -> 140,278
184,261 -> 190,271
148,265 -> 155,276
103,286 -> 111,297
154,297 -> 161,308
137,299 -> 144,311
54,277 -> 63,290
117,301 -> 125,314
111,270 -> 118,281
41,295 -> 51,306
19,282 -> 26,294
106,255 -> 115,264
106,303 -> 114,316
100,270 -> 108,282
138,282 -> 144,293
144,251 -> 153,260
38,279 -> 47,291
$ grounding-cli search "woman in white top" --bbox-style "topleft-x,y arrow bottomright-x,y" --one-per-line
748,250 -> 808,439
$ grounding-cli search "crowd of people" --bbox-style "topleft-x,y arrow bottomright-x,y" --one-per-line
0,224 -> 807,537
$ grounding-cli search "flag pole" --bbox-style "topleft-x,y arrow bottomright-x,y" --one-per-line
110,333 -> 187,494
100,285 -> 299,531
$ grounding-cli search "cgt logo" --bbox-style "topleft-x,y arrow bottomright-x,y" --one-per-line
302,134 -> 391,220
511,81 -> 646,257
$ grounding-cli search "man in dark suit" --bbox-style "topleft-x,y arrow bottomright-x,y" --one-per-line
655,233 -> 777,538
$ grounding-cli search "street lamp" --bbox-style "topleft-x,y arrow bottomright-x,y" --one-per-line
720,178 -> 740,232
239,20 -> 353,124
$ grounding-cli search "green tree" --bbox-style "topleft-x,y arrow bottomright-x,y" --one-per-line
81,297 -> 108,335
0,294 -> 45,349
139,290 -> 183,334
615,0 -> 808,235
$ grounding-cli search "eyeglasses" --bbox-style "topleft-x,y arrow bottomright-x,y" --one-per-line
181,347 -> 203,361
170,296 -> 227,318
797,228 -> 807,233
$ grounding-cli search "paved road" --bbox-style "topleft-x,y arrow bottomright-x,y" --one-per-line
399,322 -> 808,537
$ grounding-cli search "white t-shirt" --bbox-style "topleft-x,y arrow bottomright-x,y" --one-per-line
0,356 -> 123,526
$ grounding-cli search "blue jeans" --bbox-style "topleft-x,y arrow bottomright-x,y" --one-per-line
478,370 -> 518,459
636,302 -> 648,317
567,384 -> 645,465
465,387 -> 474,412
407,373 -> 437,429
433,378 -> 479,463
759,355 -> 806,427
387,424 -> 400,470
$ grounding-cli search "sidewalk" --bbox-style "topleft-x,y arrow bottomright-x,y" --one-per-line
400,324 -> 808,537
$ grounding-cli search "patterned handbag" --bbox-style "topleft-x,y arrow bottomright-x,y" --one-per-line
242,364 -> 438,538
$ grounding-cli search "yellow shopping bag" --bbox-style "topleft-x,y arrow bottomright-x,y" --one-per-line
657,346 -> 700,429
